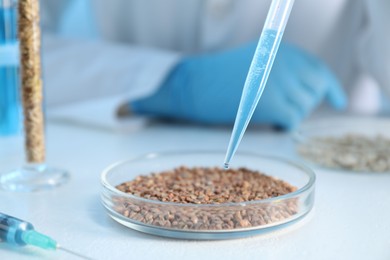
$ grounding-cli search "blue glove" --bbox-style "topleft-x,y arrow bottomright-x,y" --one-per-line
131,41 -> 347,130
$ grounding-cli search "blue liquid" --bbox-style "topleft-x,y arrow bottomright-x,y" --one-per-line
224,29 -> 281,168
0,5 -> 21,136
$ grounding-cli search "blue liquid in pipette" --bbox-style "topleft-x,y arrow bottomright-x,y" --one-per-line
224,29 -> 280,168
0,6 -> 21,136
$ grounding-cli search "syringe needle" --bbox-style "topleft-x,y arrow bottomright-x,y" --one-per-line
0,212 -> 95,259
57,245 -> 95,260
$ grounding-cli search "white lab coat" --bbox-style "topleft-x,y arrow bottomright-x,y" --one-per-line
40,0 -> 390,128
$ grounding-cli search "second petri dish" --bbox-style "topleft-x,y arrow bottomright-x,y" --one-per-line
294,116 -> 390,173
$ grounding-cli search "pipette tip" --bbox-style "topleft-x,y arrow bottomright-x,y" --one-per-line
223,162 -> 230,169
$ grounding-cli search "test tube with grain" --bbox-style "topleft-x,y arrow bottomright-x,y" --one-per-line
0,0 -> 68,192
18,0 -> 45,164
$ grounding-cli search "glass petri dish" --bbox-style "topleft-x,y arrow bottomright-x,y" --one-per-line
101,151 -> 315,240
294,116 -> 390,173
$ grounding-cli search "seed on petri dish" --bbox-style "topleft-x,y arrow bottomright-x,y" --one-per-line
114,166 -> 298,231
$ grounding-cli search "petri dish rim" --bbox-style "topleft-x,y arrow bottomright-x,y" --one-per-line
293,116 -> 390,142
101,150 -> 316,208
103,204 -> 312,240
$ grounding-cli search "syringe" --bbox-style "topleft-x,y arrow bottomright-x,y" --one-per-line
0,212 -> 93,259
224,0 -> 295,168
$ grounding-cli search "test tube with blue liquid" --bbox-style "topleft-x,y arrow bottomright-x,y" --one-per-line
224,0 -> 295,168
0,0 -> 21,136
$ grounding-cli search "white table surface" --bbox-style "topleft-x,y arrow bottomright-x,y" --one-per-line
1,120 -> 390,260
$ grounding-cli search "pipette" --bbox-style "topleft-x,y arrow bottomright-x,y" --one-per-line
0,212 -> 93,259
224,0 -> 295,168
